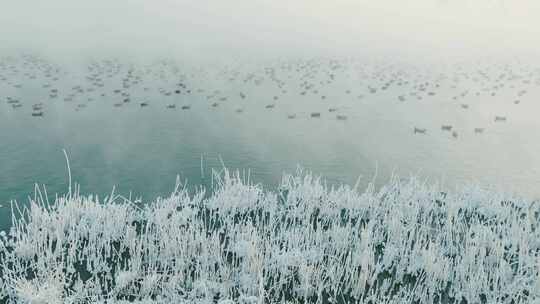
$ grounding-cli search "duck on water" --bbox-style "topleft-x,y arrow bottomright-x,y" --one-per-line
414,127 -> 426,134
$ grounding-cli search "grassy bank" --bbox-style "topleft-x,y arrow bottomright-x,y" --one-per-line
1,169 -> 539,303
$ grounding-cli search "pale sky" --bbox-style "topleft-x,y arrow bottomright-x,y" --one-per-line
1,0 -> 539,60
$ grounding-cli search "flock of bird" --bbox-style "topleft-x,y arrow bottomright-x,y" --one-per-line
2,54 -> 539,139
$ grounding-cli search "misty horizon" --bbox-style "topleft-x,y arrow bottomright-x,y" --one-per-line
1,0 -> 540,61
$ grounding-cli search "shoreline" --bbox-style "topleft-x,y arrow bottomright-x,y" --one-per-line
1,169 -> 538,303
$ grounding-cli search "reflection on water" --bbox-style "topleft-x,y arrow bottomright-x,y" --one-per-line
1,55 -> 540,230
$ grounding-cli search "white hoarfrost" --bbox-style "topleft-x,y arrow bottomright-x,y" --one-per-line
1,169 -> 539,303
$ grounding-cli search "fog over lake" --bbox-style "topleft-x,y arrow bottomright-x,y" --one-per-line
3,2 -> 540,304
1,0 -> 540,231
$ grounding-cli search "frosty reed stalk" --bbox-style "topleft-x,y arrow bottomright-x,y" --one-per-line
1,169 -> 540,303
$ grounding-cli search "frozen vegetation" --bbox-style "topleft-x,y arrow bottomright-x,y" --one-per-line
1,169 -> 540,304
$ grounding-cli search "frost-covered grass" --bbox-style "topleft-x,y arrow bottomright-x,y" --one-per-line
1,169 -> 540,303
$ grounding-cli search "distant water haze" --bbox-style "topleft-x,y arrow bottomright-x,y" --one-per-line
1,1 -> 540,229
1,0 -> 540,60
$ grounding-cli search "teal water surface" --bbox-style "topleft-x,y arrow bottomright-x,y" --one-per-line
1,55 -> 540,231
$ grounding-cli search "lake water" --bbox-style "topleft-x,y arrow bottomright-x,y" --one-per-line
1,56 -> 540,231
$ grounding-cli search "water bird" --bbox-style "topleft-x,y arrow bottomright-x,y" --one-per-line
441,125 -> 452,131
31,111 -> 43,117
140,102 -> 149,107
181,105 -> 191,110
328,108 -> 337,112
336,115 -> 347,120
461,104 -> 469,109
166,104 -> 176,109
236,108 -> 243,113
494,116 -> 506,122
311,112 -> 321,118
452,131 -> 458,138
211,102 -> 219,107
265,104 -> 275,109
474,128 -> 484,134
414,127 -> 427,134
514,100 -> 520,104
288,114 -> 296,119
